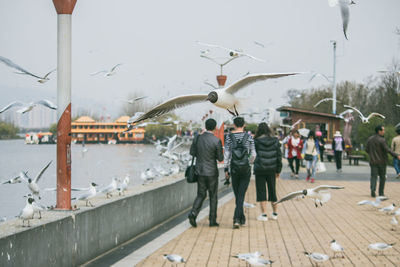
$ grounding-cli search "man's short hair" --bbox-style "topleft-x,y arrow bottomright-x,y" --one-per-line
205,118 -> 217,131
396,127 -> 400,135
233,117 -> 245,128
375,125 -> 384,134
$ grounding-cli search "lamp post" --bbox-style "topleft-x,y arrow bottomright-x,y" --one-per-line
53,0 -> 77,210
331,40 -> 337,115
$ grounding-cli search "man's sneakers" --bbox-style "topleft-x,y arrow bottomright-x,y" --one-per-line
295,174 -> 299,179
209,222 -> 219,227
257,214 -> 268,221
188,213 -> 197,228
271,212 -> 278,220
290,172 -> 295,178
233,221 -> 240,229
371,191 -> 376,198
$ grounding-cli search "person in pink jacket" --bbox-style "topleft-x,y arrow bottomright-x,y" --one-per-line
287,130 -> 303,179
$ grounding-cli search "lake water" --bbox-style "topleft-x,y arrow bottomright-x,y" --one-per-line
0,139 -> 178,219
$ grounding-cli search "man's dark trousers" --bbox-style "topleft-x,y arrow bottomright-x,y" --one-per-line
370,164 -> 386,196
334,151 -> 342,170
231,168 -> 251,224
191,175 -> 218,222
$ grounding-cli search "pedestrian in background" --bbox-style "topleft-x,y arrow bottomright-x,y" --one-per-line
366,125 -> 400,197
316,131 -> 325,162
253,123 -> 282,221
287,130 -> 303,179
302,130 -> 320,183
224,117 -> 256,229
392,127 -> 400,179
188,118 -> 223,228
332,131 -> 345,173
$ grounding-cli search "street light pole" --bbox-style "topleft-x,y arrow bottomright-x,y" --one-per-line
332,40 -> 337,114
53,0 -> 77,210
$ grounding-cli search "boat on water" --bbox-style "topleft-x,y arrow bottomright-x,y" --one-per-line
25,132 -> 55,144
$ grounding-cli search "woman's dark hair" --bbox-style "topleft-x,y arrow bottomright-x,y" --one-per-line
308,130 -> 315,139
255,122 -> 271,138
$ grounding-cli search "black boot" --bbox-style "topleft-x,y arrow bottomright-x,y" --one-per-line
188,213 -> 197,227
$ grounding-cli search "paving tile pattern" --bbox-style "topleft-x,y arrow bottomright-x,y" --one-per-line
136,178 -> 400,266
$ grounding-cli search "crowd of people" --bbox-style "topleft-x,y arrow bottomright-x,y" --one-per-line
187,117 -> 400,229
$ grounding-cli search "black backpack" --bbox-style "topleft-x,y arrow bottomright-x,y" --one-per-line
230,133 -> 250,172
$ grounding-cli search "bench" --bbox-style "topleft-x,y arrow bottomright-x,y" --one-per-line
348,155 -> 364,165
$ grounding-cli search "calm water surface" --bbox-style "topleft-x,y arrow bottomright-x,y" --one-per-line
0,139 -> 174,219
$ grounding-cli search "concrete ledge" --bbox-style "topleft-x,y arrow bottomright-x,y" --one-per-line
0,169 -> 227,267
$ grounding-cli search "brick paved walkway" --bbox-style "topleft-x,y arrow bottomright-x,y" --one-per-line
136,178 -> 400,266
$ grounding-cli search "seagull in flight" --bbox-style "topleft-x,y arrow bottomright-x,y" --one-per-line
275,185 -> 344,207
280,119 -> 302,130
197,41 -> 265,62
20,160 -> 52,199
329,0 -> 356,40
0,100 -> 57,114
309,72 -> 331,83
1,175 -> 22,185
314,98 -> 341,108
337,109 -> 354,122
130,72 -> 301,123
343,105 -> 385,123
91,63 -> 122,77
0,56 -> 56,83
118,96 -> 147,104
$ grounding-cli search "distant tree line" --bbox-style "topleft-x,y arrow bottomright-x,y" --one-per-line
286,64 -> 400,149
0,120 -> 20,139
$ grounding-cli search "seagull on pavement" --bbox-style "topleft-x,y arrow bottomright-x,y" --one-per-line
130,72 -> 301,123
20,160 -> 52,199
368,243 -> 395,255
0,100 -> 57,114
391,216 -> 398,231
91,63 -> 122,77
275,185 -> 344,207
244,257 -> 273,266
304,252 -> 329,266
163,254 -> 185,265
232,251 -> 262,260
379,203 -> 396,214
330,240 -> 345,258
314,98 -> 341,108
343,105 -> 385,123
0,55 -> 56,83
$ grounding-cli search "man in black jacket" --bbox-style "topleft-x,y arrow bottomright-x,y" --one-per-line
366,125 -> 400,197
188,118 -> 224,227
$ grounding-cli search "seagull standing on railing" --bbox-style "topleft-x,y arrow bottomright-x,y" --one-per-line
17,197 -> 35,227
343,105 -> 385,123
0,55 -> 56,83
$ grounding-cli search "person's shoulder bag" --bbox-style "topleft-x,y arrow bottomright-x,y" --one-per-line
185,134 -> 200,183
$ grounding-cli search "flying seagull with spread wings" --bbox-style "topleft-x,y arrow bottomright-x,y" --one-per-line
337,109 -> 353,122
275,185 -> 344,207
117,96 -> 148,104
314,98 -> 341,108
130,72 -> 301,124
91,63 -> 123,77
280,119 -> 302,130
0,100 -> 57,114
197,41 -> 265,62
343,105 -> 385,123
0,56 -> 56,83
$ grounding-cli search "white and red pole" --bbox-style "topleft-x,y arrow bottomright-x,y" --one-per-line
53,0 -> 77,210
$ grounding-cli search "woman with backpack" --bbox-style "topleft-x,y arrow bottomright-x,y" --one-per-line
302,130 -> 320,183
253,122 -> 282,221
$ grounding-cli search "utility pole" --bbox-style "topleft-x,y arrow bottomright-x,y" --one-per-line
331,40 -> 337,115
53,0 -> 77,210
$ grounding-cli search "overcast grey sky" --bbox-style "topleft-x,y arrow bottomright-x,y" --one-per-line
0,0 -> 399,122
